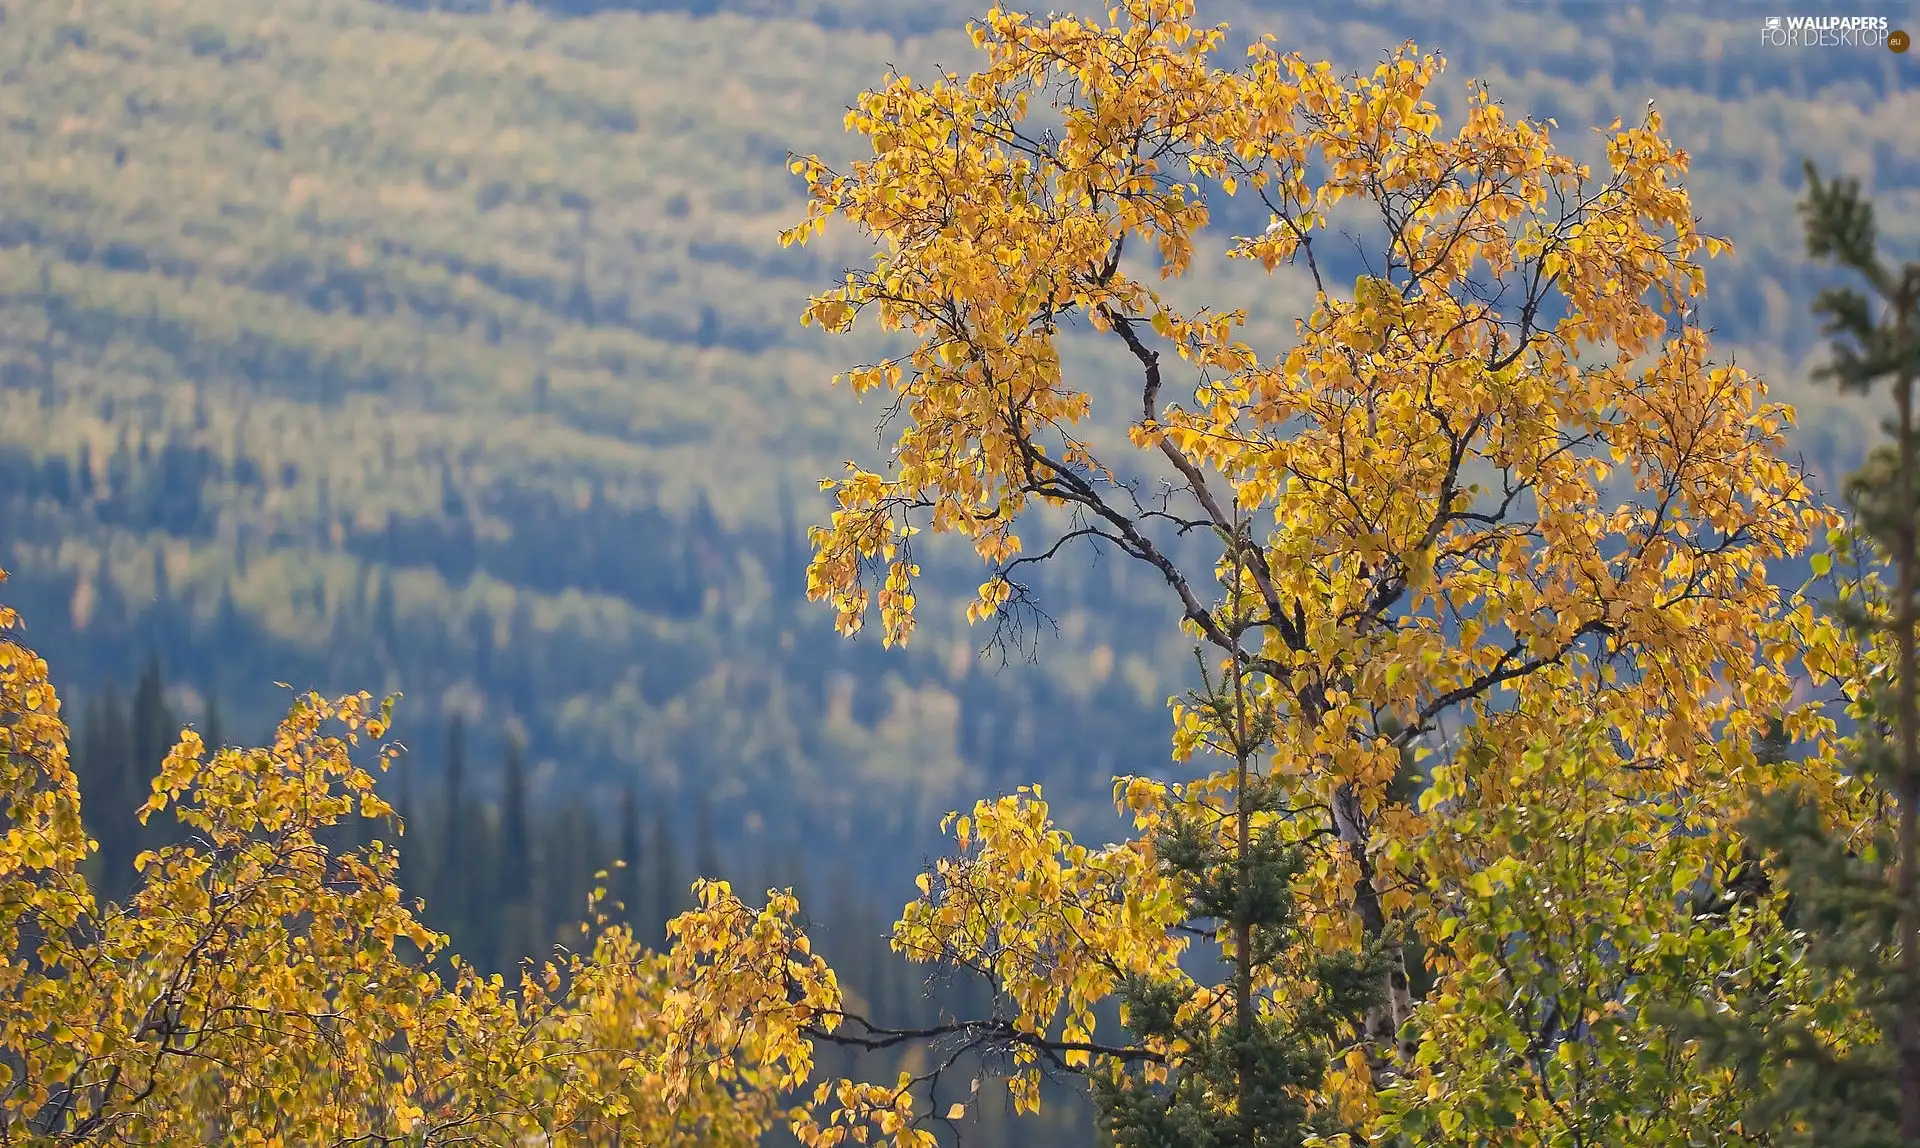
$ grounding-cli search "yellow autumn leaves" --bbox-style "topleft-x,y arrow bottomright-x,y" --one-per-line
781,0 -> 1859,1141
0,560 -> 867,1145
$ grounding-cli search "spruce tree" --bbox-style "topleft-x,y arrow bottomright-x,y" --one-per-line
694,790 -> 720,879
1092,524 -> 1383,1148
615,784 -> 642,927
438,714 -> 468,940
87,683 -> 137,900
650,807 -> 684,944
72,693 -> 118,896
129,652 -> 173,779
578,808 -> 605,924
373,570 -> 397,657
499,737 -> 530,904
200,694 -> 223,754
1680,161 -> 1920,1146
496,736 -> 532,969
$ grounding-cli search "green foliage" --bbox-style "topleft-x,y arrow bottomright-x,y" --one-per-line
1093,807 -> 1382,1148
1693,786 -> 1903,1147
1673,162 -> 1920,1146
1092,630 -> 1382,1148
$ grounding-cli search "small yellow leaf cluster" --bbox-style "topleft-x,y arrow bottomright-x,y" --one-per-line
888,786 -> 1190,1111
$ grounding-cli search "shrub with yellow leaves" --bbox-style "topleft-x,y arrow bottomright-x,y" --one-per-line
0,562 -> 821,1145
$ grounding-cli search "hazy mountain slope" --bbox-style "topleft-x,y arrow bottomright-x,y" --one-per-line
0,0 -> 1914,886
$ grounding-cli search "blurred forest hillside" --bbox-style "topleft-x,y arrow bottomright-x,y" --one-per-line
1,0 -> 1916,906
